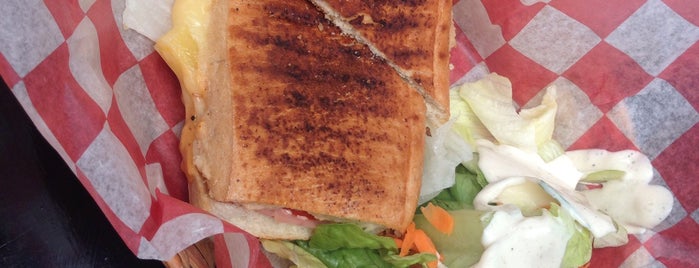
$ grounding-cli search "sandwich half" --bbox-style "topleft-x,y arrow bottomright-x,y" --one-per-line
156,0 -> 434,240
308,0 -> 453,123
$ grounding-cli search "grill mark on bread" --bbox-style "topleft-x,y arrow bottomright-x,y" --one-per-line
388,48 -> 428,68
377,13 -> 419,33
374,0 -> 429,8
264,4 -> 322,27
236,29 -> 389,89
329,0 -> 427,13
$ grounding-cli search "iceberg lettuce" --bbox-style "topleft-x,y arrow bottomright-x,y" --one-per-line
549,203 -> 592,268
456,73 -> 557,153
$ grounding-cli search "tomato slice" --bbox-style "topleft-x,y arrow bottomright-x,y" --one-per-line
256,207 -> 320,228
287,208 -> 318,221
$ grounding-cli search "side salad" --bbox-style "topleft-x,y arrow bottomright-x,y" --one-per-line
263,73 -> 674,268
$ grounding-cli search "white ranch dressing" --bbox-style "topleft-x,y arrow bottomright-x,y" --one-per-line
473,208 -> 571,268
476,140 -> 581,190
471,140 -> 674,266
567,149 -> 673,234
583,180 -> 673,234
565,149 -> 653,183
475,140 -> 616,238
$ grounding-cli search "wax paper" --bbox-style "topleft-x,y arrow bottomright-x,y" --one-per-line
1,0 -> 697,267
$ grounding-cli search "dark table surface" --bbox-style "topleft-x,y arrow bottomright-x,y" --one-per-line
0,78 -> 164,267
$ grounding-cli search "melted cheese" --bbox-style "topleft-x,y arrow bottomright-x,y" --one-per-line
154,0 -> 210,97
154,0 -> 212,183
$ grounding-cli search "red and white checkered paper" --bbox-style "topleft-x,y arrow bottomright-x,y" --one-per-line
1,0 -> 697,267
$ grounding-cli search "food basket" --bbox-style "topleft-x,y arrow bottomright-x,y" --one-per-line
0,0 -> 696,267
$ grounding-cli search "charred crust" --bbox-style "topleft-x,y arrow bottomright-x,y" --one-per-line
389,48 -> 427,66
263,4 -> 321,27
377,13 -> 418,33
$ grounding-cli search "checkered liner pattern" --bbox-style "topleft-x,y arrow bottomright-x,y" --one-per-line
1,0 -> 697,267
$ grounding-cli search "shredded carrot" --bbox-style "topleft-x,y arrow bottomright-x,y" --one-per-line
421,202 -> 454,235
400,221 -> 441,267
400,222 -> 416,256
393,237 -> 403,248
413,229 -> 439,268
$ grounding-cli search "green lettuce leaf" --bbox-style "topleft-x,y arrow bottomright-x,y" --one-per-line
422,164 -> 486,211
297,241 -> 391,268
581,170 -> 626,183
448,165 -> 483,205
298,223 -> 436,268
309,223 -> 396,250
261,240 -> 326,268
382,252 -> 438,268
549,203 -> 593,268
461,155 -> 488,188
427,190 -> 467,211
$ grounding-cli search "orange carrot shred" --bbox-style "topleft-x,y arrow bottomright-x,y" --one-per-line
413,229 -> 439,268
400,222 -> 416,257
421,202 -> 454,235
393,237 -> 403,248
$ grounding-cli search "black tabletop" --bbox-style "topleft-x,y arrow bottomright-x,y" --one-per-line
0,78 -> 163,267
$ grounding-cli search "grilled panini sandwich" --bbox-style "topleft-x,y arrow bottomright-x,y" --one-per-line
155,0 -> 451,240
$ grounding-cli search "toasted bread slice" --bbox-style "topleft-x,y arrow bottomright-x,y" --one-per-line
309,0 -> 453,123
159,0 -> 427,239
